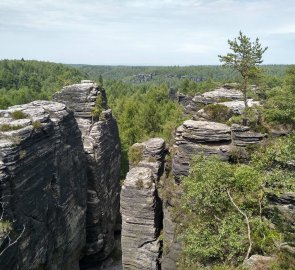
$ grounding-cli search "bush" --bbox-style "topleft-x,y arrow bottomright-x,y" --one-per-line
10,110 -> 27,120
0,124 -> 23,132
91,94 -> 105,121
180,137 -> 295,268
128,144 -> 144,166
228,107 -> 268,133
203,104 -> 232,123
32,121 -> 42,131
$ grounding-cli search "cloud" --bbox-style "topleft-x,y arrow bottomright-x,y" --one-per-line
0,0 -> 294,64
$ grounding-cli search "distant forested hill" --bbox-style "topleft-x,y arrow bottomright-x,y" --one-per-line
71,64 -> 289,83
0,60 -> 87,109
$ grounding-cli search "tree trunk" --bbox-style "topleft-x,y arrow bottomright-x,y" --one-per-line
242,76 -> 248,108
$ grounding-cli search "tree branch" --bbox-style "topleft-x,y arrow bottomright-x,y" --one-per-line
0,224 -> 26,256
226,189 -> 252,261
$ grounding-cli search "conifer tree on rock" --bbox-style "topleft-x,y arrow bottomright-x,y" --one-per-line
219,31 -> 268,107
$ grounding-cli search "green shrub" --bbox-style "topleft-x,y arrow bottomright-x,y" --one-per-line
0,220 -> 12,235
0,124 -> 23,132
10,110 -> 27,120
228,146 -> 249,163
228,107 -> 268,133
180,143 -> 295,268
91,94 -> 104,121
32,121 -> 42,131
128,144 -> 144,166
203,104 -> 232,123
270,252 -> 295,270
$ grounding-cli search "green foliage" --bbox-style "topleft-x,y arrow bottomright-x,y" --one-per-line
0,60 -> 87,109
32,121 -> 42,131
10,110 -> 27,120
180,133 -> 295,268
219,31 -> 268,107
73,64 -> 287,84
92,94 -> 104,120
0,220 -> 12,235
270,252 -> 295,270
203,104 -> 232,123
262,66 -> 295,129
109,83 -> 183,177
128,145 -> 144,166
228,107 -> 268,133
0,124 -> 23,132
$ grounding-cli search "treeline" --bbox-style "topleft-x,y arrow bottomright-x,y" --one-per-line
104,80 -> 183,177
0,60 -> 87,109
73,64 -> 288,82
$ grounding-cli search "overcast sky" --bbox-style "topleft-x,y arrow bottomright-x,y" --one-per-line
0,0 -> 294,65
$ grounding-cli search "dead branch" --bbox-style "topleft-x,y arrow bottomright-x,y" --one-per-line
0,224 -> 26,256
227,189 -> 252,261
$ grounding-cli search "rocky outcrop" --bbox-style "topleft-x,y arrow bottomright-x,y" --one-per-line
0,80 -> 121,270
218,99 -> 260,115
201,87 -> 243,100
0,101 -> 87,270
244,255 -> 274,270
54,81 -> 121,265
173,120 -> 232,180
121,138 -> 166,270
231,124 -> 266,147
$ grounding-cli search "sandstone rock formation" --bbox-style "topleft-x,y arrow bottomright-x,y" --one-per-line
0,101 -> 87,270
173,120 -> 232,181
0,80 -> 121,270
218,99 -> 260,115
121,138 -> 166,270
54,81 -> 121,265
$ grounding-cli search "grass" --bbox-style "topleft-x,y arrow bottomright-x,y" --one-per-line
0,124 -> 24,132
10,110 -> 27,120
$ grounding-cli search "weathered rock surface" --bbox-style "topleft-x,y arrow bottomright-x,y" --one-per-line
0,101 -> 87,270
173,120 -> 231,180
177,93 -> 199,114
54,81 -> 121,265
244,255 -> 274,270
218,99 -> 260,115
231,124 -> 266,147
121,138 -> 166,270
199,87 -> 243,100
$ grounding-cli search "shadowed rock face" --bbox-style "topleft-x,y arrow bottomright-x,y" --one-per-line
54,81 -> 121,265
0,101 -> 87,270
121,138 -> 166,270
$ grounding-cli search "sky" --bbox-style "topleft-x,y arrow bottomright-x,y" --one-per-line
0,0 -> 294,65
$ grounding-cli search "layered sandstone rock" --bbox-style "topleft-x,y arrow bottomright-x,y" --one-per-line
121,138 -> 166,270
0,101 -> 87,270
173,120 -> 232,180
54,81 -> 121,265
